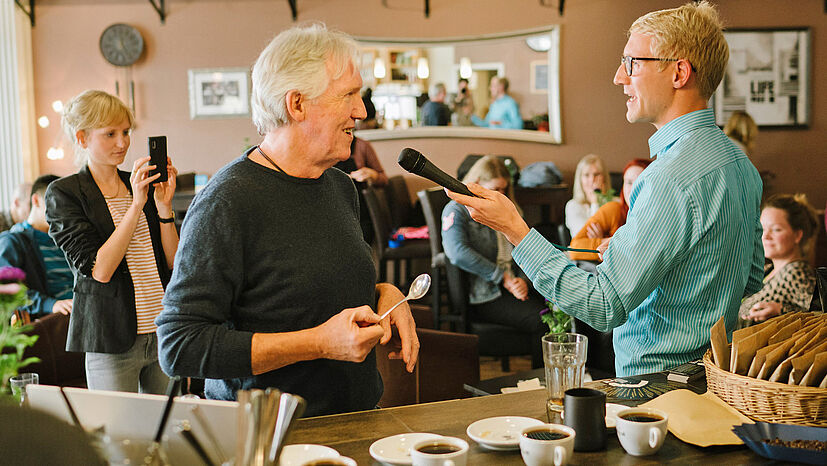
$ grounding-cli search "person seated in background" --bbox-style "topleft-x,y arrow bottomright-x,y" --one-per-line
0,175 -> 73,320
569,158 -> 652,262
0,182 -> 33,233
442,155 -> 546,368
356,87 -> 378,130
451,78 -> 474,126
739,193 -> 818,326
723,110 -> 758,156
472,76 -> 523,129
421,82 -> 451,126
564,154 -> 611,239
334,135 -> 389,243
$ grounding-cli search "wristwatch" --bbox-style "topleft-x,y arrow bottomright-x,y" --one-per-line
158,212 -> 175,224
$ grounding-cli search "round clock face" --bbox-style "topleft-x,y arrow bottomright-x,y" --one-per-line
100,23 -> 144,67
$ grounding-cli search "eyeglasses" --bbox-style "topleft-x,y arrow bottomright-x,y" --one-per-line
621,56 -> 678,77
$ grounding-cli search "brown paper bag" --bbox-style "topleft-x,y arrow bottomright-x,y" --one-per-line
790,326 -> 827,355
639,390 -> 752,447
732,322 -> 778,375
787,340 -> 827,385
767,319 -> 803,345
709,315 -> 729,370
757,339 -> 796,380
799,352 -> 827,387
748,340 -> 786,378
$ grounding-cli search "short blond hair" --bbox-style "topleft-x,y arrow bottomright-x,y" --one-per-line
62,90 -> 133,167
251,23 -> 359,134
462,155 -> 518,206
723,110 -> 758,154
630,1 -> 728,100
572,154 -> 609,204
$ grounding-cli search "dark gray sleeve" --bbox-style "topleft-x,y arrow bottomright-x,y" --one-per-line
155,191 -> 254,379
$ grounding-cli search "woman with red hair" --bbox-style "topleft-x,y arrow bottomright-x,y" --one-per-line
569,158 -> 652,261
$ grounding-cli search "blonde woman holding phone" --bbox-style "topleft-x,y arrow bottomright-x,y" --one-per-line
45,90 -> 179,393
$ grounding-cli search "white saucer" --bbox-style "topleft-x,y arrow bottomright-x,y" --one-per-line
605,403 -> 626,429
369,432 -> 443,465
466,416 -> 544,450
278,444 -> 340,466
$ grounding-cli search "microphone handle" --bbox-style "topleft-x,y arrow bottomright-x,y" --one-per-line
419,163 -> 479,197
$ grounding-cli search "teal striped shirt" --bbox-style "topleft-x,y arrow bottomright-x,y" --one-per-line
514,109 -> 764,376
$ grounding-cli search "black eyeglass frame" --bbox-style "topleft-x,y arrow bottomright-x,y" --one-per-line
621,56 -> 681,76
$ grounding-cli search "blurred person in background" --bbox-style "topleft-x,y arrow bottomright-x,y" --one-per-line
569,158 -> 652,262
565,154 -> 611,239
739,193 -> 818,326
723,110 -> 758,155
46,90 -> 178,394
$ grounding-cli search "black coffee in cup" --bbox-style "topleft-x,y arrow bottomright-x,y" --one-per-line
416,444 -> 461,454
523,428 -> 570,441
619,413 -> 663,422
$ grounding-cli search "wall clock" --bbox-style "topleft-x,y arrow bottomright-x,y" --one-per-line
99,23 -> 144,67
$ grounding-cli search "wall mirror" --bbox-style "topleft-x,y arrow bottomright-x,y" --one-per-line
354,26 -> 561,144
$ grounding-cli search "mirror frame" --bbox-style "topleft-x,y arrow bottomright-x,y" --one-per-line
354,25 -> 561,144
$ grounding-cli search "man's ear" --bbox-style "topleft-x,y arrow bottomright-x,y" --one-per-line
30,193 -> 44,208
284,90 -> 306,122
672,59 -> 693,89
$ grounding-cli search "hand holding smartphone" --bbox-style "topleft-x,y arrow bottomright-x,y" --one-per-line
148,136 -> 168,183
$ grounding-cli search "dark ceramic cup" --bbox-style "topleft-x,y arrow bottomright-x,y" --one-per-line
563,387 -> 607,451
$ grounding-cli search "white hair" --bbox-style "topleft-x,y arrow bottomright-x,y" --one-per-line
429,82 -> 446,98
251,23 -> 359,134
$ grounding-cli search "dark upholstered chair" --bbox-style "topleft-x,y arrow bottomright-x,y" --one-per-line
362,185 -> 431,287
418,187 -> 535,372
18,312 -> 86,387
375,328 -> 479,407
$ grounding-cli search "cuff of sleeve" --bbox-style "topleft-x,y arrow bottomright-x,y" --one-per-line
512,228 -> 565,281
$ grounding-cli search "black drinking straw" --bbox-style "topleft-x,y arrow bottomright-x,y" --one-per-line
59,387 -> 83,430
154,376 -> 182,443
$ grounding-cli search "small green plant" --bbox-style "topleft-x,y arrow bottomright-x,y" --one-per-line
595,188 -> 617,207
540,300 -> 572,334
0,266 -> 39,398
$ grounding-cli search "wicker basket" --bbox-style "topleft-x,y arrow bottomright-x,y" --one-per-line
703,350 -> 827,427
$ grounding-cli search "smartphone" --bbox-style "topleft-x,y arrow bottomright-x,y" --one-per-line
148,136 -> 168,183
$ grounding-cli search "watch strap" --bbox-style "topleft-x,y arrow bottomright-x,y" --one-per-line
158,212 -> 175,224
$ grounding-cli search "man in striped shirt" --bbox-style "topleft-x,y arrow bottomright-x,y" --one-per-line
0,175 -> 74,319
446,1 -> 764,376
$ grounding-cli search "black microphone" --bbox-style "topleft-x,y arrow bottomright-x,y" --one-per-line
397,148 -> 479,197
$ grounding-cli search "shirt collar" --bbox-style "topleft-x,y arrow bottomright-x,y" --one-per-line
648,108 -> 716,158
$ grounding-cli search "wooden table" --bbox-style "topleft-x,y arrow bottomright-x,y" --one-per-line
288,388 -> 760,464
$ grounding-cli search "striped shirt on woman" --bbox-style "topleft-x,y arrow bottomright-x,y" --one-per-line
105,195 -> 165,334
513,108 -> 764,376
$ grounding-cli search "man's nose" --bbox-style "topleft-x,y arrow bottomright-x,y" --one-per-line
613,64 -> 628,85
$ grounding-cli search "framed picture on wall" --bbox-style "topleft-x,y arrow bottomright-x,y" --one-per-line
530,60 -> 548,94
188,67 -> 251,119
714,28 -> 810,127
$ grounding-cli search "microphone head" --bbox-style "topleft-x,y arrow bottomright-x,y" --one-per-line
397,148 -> 423,172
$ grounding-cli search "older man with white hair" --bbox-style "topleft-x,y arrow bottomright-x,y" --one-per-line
156,24 -> 419,416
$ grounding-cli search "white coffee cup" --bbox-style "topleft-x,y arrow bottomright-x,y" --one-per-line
615,407 -> 668,456
410,436 -> 468,466
519,423 -> 575,466
301,456 -> 357,466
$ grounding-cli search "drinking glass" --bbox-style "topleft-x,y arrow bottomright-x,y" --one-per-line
542,333 -> 587,422
9,372 -> 39,406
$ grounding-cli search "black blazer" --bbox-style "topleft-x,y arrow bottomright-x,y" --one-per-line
45,165 -> 172,353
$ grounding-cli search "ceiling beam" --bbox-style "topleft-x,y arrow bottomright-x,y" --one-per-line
14,0 -> 35,27
148,0 -> 166,24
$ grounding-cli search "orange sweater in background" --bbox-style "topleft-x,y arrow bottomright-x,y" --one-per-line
568,201 -> 624,261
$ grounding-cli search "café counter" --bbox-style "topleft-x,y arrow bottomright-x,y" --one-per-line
288,386 -> 760,464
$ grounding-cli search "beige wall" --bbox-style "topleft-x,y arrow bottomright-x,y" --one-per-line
31,0 -> 825,207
